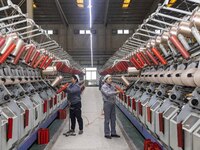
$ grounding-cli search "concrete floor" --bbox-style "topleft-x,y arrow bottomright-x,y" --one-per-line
51,87 -> 131,150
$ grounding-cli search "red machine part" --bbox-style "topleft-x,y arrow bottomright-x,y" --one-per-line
130,56 -> 142,69
177,122 -> 184,148
24,109 -> 29,128
7,118 -> 13,140
138,101 -> 143,116
50,98 -> 53,108
25,46 -> 35,64
114,85 -> 124,94
43,100 -> 48,113
44,57 -> 53,69
58,109 -> 67,119
38,128 -> 49,144
136,52 -> 145,66
140,52 -> 151,65
127,96 -> 131,107
54,94 -> 57,105
145,50 -> 159,65
30,51 -> 40,67
57,82 -> 69,94
169,35 -> 190,59
39,55 -> 49,69
0,43 -> 16,64
13,45 -> 26,64
151,47 -> 167,65
147,106 -> 151,123
33,55 -> 45,69
159,112 -> 164,133
132,98 -> 136,111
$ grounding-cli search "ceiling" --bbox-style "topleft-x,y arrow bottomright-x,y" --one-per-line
9,0 -> 160,25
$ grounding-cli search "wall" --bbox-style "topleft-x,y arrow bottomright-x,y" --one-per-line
40,24 -> 138,67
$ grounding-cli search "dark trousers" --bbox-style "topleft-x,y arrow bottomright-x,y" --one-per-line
70,102 -> 83,130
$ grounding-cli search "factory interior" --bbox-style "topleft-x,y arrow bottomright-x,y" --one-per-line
0,0 -> 200,150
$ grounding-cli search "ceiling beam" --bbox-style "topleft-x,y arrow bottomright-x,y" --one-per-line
104,0 -> 110,26
54,0 -> 69,27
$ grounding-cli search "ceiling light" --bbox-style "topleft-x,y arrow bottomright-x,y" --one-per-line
77,4 -> 84,8
77,0 -> 83,4
122,3 -> 129,8
124,0 -> 131,3
33,2 -> 37,8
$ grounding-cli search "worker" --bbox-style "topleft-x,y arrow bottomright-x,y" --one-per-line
63,75 -> 83,135
99,76 -> 104,90
101,74 -> 121,139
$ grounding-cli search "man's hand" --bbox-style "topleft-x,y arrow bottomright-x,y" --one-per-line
116,90 -> 121,94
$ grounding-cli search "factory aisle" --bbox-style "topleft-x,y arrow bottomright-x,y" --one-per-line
51,87 -> 131,150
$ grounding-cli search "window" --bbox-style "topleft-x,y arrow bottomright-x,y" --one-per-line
85,68 -> 97,80
117,30 -> 123,34
86,30 -> 91,34
124,29 -> 129,34
45,30 -> 54,35
76,29 -> 96,35
79,30 -> 85,34
116,29 -> 130,35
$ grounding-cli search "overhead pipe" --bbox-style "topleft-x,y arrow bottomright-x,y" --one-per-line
0,19 -> 27,30
145,23 -> 168,31
162,6 -> 193,15
7,26 -> 32,34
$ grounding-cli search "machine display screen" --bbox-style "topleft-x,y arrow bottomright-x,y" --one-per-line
151,102 -> 160,110
2,107 -> 15,117
163,107 -> 176,118
183,115 -> 199,130
142,98 -> 149,105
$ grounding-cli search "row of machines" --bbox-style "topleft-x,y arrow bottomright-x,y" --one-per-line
0,63 -> 67,150
0,1 -> 84,150
101,1 -> 200,150
113,70 -> 200,150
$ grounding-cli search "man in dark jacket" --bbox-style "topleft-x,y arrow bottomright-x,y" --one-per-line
64,75 -> 83,135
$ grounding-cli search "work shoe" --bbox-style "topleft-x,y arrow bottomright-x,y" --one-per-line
104,135 -> 112,139
111,134 -> 120,138
65,129 -> 75,134
78,130 -> 83,134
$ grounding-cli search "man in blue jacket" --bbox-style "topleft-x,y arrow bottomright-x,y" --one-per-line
64,75 -> 83,135
101,74 -> 120,139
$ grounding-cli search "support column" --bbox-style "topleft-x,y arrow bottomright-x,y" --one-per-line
27,0 -> 33,19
